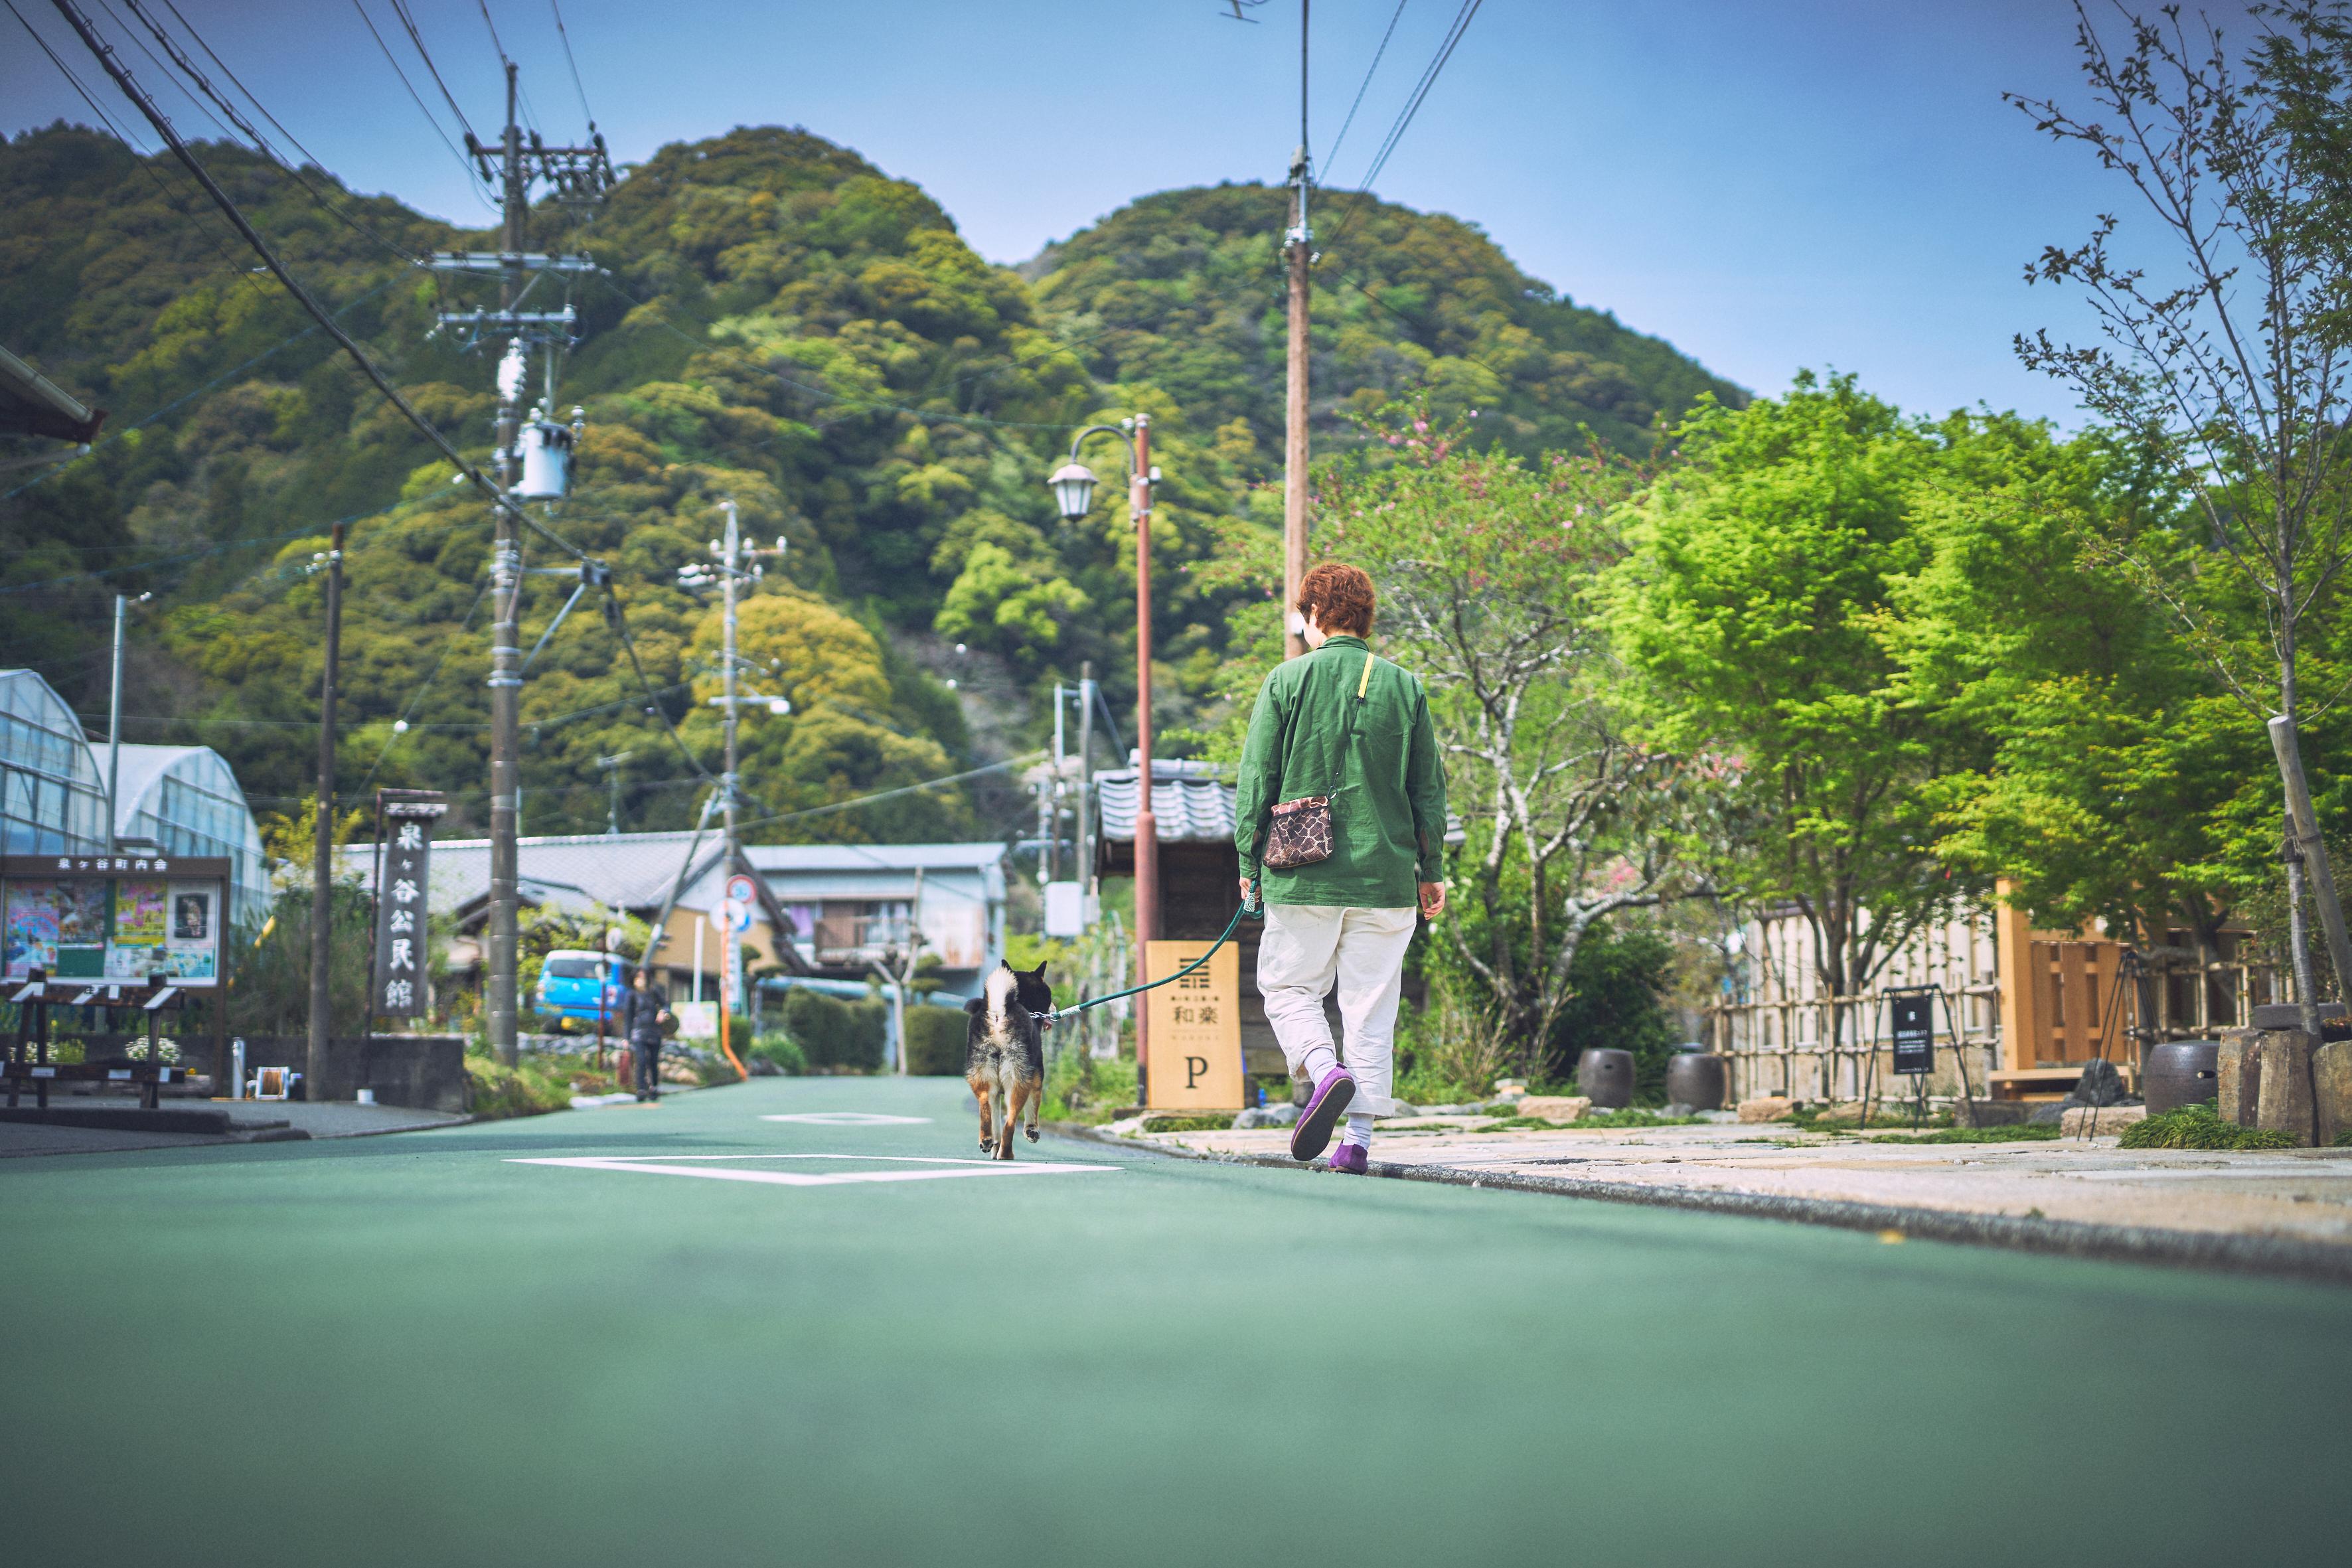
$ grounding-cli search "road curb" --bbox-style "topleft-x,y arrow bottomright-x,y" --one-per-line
1044,1123 -> 2352,1286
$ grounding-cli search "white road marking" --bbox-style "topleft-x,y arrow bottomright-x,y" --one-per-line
508,1153 -> 1115,1187
758,1112 -> 933,1125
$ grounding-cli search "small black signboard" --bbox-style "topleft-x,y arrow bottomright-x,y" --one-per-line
372,791 -> 447,1018
1889,990 -> 1936,1075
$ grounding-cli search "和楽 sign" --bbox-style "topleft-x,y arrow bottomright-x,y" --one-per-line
372,791 -> 447,1018
1143,939 -> 1243,1110
1889,990 -> 1936,1076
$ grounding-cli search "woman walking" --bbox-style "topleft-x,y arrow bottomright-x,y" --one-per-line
1235,563 -> 1448,1172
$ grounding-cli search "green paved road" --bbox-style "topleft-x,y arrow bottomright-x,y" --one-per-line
5,1075 -> 2346,1567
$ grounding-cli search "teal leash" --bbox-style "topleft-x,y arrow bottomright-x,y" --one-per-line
1043,896 -> 1261,1028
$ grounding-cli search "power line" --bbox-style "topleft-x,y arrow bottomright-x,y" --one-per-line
548,0 -> 593,130
1354,0 -> 1480,193
355,575 -> 489,789
1322,0 -> 1407,174
46,0 -> 595,568
386,0 -> 479,144
5,0 -> 280,308
730,754 -> 1041,836
1318,0 -> 1482,260
475,0 -> 510,66
119,0 -> 426,270
349,0 -> 492,206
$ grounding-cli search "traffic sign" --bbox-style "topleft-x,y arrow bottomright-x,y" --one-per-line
726,874 -> 757,907
719,898 -> 754,933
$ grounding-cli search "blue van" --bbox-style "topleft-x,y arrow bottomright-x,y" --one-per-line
535,949 -> 628,1028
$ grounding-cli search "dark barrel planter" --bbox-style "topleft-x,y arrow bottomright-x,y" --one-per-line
1666,1052 -> 1728,1111
2143,1040 -> 2221,1116
1577,1048 -> 1634,1109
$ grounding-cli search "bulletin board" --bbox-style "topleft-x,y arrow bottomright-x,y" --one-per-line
2,854 -> 232,987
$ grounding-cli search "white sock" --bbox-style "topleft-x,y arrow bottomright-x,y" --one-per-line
1300,1044 -> 1339,1083
1343,1111 -> 1373,1147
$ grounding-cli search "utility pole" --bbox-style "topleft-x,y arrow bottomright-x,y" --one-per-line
437,62 -> 611,1069
307,518 -> 345,1091
720,500 -> 744,878
1283,1 -> 1312,660
1132,413 -> 1158,1094
106,593 -> 126,850
1075,660 -> 1095,902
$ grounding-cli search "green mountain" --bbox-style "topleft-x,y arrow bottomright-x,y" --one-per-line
1025,183 -> 1744,465
0,123 -> 1737,844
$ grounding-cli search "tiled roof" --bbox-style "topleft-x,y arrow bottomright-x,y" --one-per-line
341,832 -> 1010,917
1095,759 -> 1237,845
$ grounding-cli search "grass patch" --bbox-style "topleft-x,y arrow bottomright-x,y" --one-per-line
2337,1127 -> 2352,1148
1042,1048 -> 1137,1124
466,1053 -> 578,1119
1474,1107 -> 1698,1133
1865,1124 -> 2063,1144
1138,1113 -> 1235,1134
2119,1101 -> 2299,1150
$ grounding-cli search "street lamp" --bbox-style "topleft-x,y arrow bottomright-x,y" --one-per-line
1048,415 -> 1162,1095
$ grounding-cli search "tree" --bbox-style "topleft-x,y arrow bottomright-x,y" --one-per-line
1314,410 -> 1685,1071
1607,376 -> 1976,1025
2011,1 -> 2352,1009
1883,418 -> 2265,969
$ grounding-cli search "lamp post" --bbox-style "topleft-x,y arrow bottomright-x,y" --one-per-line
1049,414 -> 1158,1096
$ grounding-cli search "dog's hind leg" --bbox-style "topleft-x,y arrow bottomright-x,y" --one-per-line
995,1073 -> 1022,1160
968,1071 -> 994,1152
1022,1075 -> 1041,1142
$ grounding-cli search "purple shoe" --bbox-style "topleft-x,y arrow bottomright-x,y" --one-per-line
1290,1065 -> 1356,1162
1329,1142 -> 1369,1175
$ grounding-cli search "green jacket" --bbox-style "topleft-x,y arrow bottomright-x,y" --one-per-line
1235,635 -> 1449,908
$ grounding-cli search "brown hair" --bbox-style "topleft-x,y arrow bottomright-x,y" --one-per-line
1296,562 -> 1375,637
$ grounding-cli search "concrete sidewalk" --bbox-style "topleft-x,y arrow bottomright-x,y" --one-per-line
1105,1116 -> 2352,1279
0,1097 -> 467,1158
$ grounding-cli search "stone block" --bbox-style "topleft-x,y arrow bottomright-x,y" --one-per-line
2059,1104 -> 2147,1138
2313,1040 -> 2352,1149
1737,1096 -> 1794,1123
2217,1030 -> 2262,1126
1516,1095 -> 1591,1122
2254,1030 -> 2316,1146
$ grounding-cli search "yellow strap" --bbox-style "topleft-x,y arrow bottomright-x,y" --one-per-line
1357,653 -> 1374,699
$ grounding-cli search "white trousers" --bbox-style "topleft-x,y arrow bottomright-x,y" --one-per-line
1257,903 -> 1419,1117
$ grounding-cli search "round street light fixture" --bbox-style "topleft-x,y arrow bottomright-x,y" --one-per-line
1048,461 -> 1097,521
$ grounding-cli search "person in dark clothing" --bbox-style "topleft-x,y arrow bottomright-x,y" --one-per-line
620,968 -> 672,1101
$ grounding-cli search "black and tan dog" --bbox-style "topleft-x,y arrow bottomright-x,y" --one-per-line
965,959 -> 1050,1159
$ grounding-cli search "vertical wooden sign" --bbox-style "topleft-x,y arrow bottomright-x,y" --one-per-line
373,791 -> 447,1018
1143,939 -> 1243,1109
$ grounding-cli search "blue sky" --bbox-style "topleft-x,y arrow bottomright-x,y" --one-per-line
3,1 -> 2262,426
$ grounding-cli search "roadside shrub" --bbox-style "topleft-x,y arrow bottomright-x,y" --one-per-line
2120,1101 -> 2298,1150
781,988 -> 886,1072
903,1005 -> 967,1075
747,1033 -> 807,1075
467,1052 -> 573,1119
1140,1113 -> 1233,1133
1043,1047 -> 1136,1123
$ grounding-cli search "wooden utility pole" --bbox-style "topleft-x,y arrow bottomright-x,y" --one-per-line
1132,414 -> 1158,1095
484,62 -> 527,1067
307,518 -> 345,1093
1283,2 -> 1312,659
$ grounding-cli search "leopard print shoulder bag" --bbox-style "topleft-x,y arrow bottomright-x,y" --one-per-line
1261,652 -> 1373,871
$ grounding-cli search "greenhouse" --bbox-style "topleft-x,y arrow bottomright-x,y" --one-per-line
111,744 -> 269,925
0,668 -> 109,856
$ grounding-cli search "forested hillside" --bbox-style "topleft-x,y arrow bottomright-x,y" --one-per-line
1025,183 -> 1743,462
0,122 -> 1738,843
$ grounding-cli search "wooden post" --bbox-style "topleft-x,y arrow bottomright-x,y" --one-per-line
1133,414 -> 1156,1098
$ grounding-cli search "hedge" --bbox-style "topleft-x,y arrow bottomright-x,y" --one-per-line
904,1004 -> 969,1075
780,988 -> 886,1072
